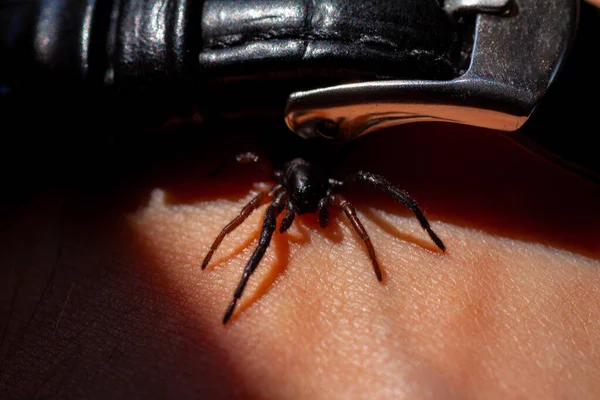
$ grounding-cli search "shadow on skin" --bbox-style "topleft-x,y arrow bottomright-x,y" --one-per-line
338,123 -> 600,260
0,195 -> 263,399
154,122 -> 600,262
201,219 -> 263,273
231,222 -> 293,322
293,211 -> 345,244
361,208 -> 443,254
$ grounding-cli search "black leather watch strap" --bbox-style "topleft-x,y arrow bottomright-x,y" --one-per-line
198,1 -> 460,81
2,0 -> 462,96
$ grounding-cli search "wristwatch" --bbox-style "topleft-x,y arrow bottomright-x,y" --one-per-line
2,0 -> 597,183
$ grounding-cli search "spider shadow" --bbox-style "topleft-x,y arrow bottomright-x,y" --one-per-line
231,225 -> 292,320
201,222 -> 263,273
360,207 -> 443,254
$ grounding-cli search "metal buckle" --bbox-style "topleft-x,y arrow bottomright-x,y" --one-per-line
284,0 -> 579,141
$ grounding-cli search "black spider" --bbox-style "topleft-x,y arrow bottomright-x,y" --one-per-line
202,152 -> 446,324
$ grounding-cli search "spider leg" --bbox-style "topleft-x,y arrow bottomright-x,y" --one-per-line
317,192 -> 332,228
223,191 -> 288,324
345,171 -> 446,252
280,200 -> 296,233
331,194 -> 383,282
201,185 -> 283,270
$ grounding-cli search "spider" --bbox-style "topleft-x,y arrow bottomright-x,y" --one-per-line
202,152 -> 446,324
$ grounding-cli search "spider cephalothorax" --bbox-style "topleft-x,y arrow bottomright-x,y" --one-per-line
202,152 -> 446,324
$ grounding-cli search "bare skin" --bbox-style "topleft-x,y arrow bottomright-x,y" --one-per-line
0,121 -> 598,399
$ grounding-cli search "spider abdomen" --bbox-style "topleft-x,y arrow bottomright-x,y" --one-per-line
281,158 -> 328,214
